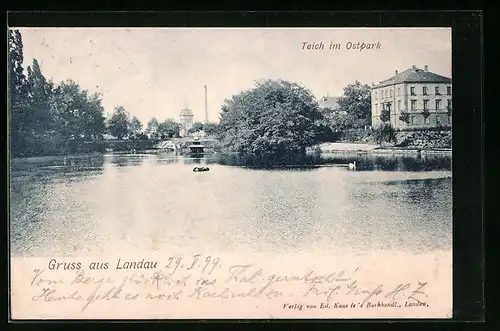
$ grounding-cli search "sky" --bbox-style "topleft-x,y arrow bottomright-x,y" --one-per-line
15,28 -> 451,125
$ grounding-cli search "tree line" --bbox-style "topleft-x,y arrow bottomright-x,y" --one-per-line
107,110 -> 220,141
9,29 -> 108,157
8,29 -> 220,157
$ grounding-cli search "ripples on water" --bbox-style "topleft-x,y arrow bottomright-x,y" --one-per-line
9,153 -> 452,257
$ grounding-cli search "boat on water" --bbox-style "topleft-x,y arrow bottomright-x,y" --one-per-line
187,137 -> 205,154
193,166 -> 210,172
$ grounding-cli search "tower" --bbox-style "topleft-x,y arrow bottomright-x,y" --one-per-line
179,107 -> 194,137
204,85 -> 208,124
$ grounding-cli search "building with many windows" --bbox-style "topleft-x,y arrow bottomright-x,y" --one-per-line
371,65 -> 452,129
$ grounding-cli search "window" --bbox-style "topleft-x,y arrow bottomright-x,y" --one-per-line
397,100 -> 401,110
436,116 -> 441,125
385,90 -> 388,97
423,100 -> 429,110
447,99 -> 452,108
447,86 -> 451,95
435,99 -> 442,110
410,100 -> 417,110
424,117 -> 430,124
390,89 -> 392,97
411,116 -> 416,125
375,91 -> 378,100
375,103 -> 378,113
410,86 -> 415,96
423,86 -> 428,95
397,88 -> 400,96
435,86 -> 440,95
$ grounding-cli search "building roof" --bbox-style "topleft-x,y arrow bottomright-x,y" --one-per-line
318,96 -> 340,109
180,108 -> 194,116
374,66 -> 451,88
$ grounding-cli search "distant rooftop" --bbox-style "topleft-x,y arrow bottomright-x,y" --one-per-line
374,65 -> 451,88
318,96 -> 340,110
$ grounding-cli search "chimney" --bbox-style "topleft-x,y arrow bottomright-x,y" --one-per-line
395,70 -> 398,75
424,65 -> 428,72
204,85 -> 208,124
412,65 -> 416,71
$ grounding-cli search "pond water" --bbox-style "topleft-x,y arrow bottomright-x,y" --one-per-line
10,152 -> 452,257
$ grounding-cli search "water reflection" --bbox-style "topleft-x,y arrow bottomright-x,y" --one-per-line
10,152 -> 452,257
213,153 -> 323,170
109,155 -> 146,167
10,155 -> 105,183
319,153 -> 451,172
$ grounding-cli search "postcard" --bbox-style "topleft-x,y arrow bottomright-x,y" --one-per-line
8,27 -> 453,320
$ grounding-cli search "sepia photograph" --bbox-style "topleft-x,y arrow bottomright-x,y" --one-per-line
9,27 -> 453,319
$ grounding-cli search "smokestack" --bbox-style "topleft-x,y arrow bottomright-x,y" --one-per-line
424,65 -> 428,72
412,65 -> 416,71
204,85 -> 208,124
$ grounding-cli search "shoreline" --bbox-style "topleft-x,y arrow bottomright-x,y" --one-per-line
316,142 -> 452,155
10,145 -> 452,161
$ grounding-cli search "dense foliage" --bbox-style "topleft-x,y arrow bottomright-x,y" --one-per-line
422,108 -> 431,119
188,122 -> 204,133
319,81 -> 372,141
380,106 -> 391,123
399,111 -> 410,124
9,29 -> 182,157
335,81 -> 372,129
9,29 -> 110,157
157,119 -> 180,138
373,122 -> 397,144
218,79 -> 326,159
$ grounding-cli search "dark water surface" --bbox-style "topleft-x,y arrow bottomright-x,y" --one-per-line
10,153 -> 452,257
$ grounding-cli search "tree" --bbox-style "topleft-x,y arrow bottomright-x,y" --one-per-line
8,30 -> 29,110
157,119 -> 180,138
189,121 -> 204,133
422,108 -> 431,120
107,106 -> 129,139
320,107 -> 347,132
146,117 -> 159,139
203,122 -> 220,136
50,80 -> 106,151
218,79 -> 325,159
399,111 -> 410,125
21,59 -> 57,154
9,29 -> 107,156
336,80 -> 372,129
380,103 -> 391,123
84,92 -> 106,140
373,123 -> 397,144
9,29 -> 31,156
41,80 -> 107,154
129,116 -> 143,138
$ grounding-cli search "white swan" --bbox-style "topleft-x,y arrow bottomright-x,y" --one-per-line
348,161 -> 357,170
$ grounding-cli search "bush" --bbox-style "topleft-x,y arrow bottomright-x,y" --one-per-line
373,123 -> 397,144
